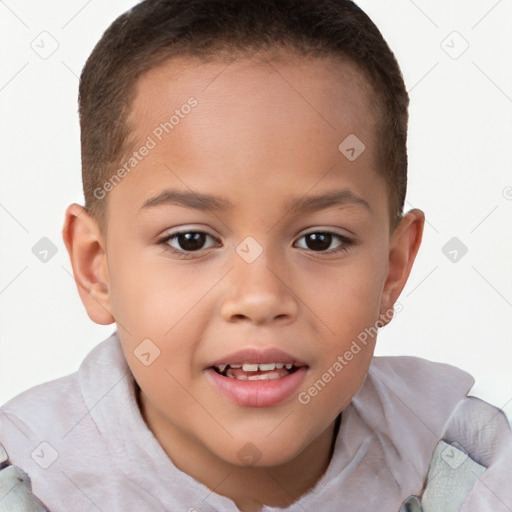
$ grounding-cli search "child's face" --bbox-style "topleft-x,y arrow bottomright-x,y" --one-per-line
75,53 -> 421,470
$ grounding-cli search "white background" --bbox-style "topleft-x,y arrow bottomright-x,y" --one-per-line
0,0 -> 511,418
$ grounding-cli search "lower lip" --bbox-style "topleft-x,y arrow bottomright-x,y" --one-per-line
205,367 -> 308,408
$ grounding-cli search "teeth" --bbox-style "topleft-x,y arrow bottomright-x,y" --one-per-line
246,371 -> 287,381
240,362 -> 293,372
248,374 -> 267,380
215,362 -> 297,375
224,368 -> 293,381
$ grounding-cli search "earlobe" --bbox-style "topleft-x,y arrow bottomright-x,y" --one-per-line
62,204 -> 115,325
379,209 -> 425,325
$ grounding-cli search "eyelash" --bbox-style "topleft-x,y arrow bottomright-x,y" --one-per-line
157,229 -> 355,259
157,230 -> 221,259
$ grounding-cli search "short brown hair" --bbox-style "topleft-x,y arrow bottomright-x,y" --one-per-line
79,0 -> 409,231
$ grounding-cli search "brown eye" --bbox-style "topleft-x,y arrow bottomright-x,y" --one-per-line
294,231 -> 352,253
166,232 -> 215,252
304,233 -> 332,251
176,232 -> 206,251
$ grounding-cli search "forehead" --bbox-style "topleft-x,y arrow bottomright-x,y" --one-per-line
129,51 -> 376,137
108,51 -> 386,226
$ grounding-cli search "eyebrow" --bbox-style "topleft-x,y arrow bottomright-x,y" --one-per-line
287,189 -> 371,214
140,190 -> 231,211
139,188 -> 371,214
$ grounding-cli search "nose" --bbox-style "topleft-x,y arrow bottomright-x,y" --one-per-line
220,250 -> 299,325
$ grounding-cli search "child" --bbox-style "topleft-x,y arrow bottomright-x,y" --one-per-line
1,1 -> 511,511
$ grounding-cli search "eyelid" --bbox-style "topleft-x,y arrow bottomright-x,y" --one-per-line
293,228 -> 356,254
156,225 -> 222,256
158,224 -> 220,240
294,226 -> 355,242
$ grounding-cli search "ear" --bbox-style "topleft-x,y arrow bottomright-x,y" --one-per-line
379,209 -> 425,325
62,204 -> 115,325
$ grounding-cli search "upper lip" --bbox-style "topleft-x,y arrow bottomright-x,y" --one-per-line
207,348 -> 308,368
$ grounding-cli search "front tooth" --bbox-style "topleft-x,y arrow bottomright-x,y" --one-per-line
248,373 -> 270,380
242,363 -> 259,372
275,363 -> 284,369
285,363 -> 293,370
258,363 -> 276,371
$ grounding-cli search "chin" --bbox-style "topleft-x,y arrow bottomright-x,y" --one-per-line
212,436 -> 310,469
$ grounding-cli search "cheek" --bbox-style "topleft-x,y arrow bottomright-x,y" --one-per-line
299,247 -> 388,339
106,249 -> 220,387
294,248 -> 387,408
107,246 -> 210,335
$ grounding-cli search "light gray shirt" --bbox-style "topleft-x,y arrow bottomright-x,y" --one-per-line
1,332 -> 511,511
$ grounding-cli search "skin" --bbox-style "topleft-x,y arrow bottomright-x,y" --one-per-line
63,51 -> 424,511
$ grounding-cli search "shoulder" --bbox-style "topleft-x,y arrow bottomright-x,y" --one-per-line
369,354 -> 475,389
443,395 -> 512,466
0,333 -> 131,509
0,371 -> 82,442
0,333 -> 121,473
359,355 -> 475,430
415,397 -> 512,511
359,357 -> 512,510
365,356 -> 511,452
0,368 -> 90,505
343,356 -> 474,487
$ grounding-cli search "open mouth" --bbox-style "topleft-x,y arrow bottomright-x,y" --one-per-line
212,362 -> 300,381
206,354 -> 309,407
